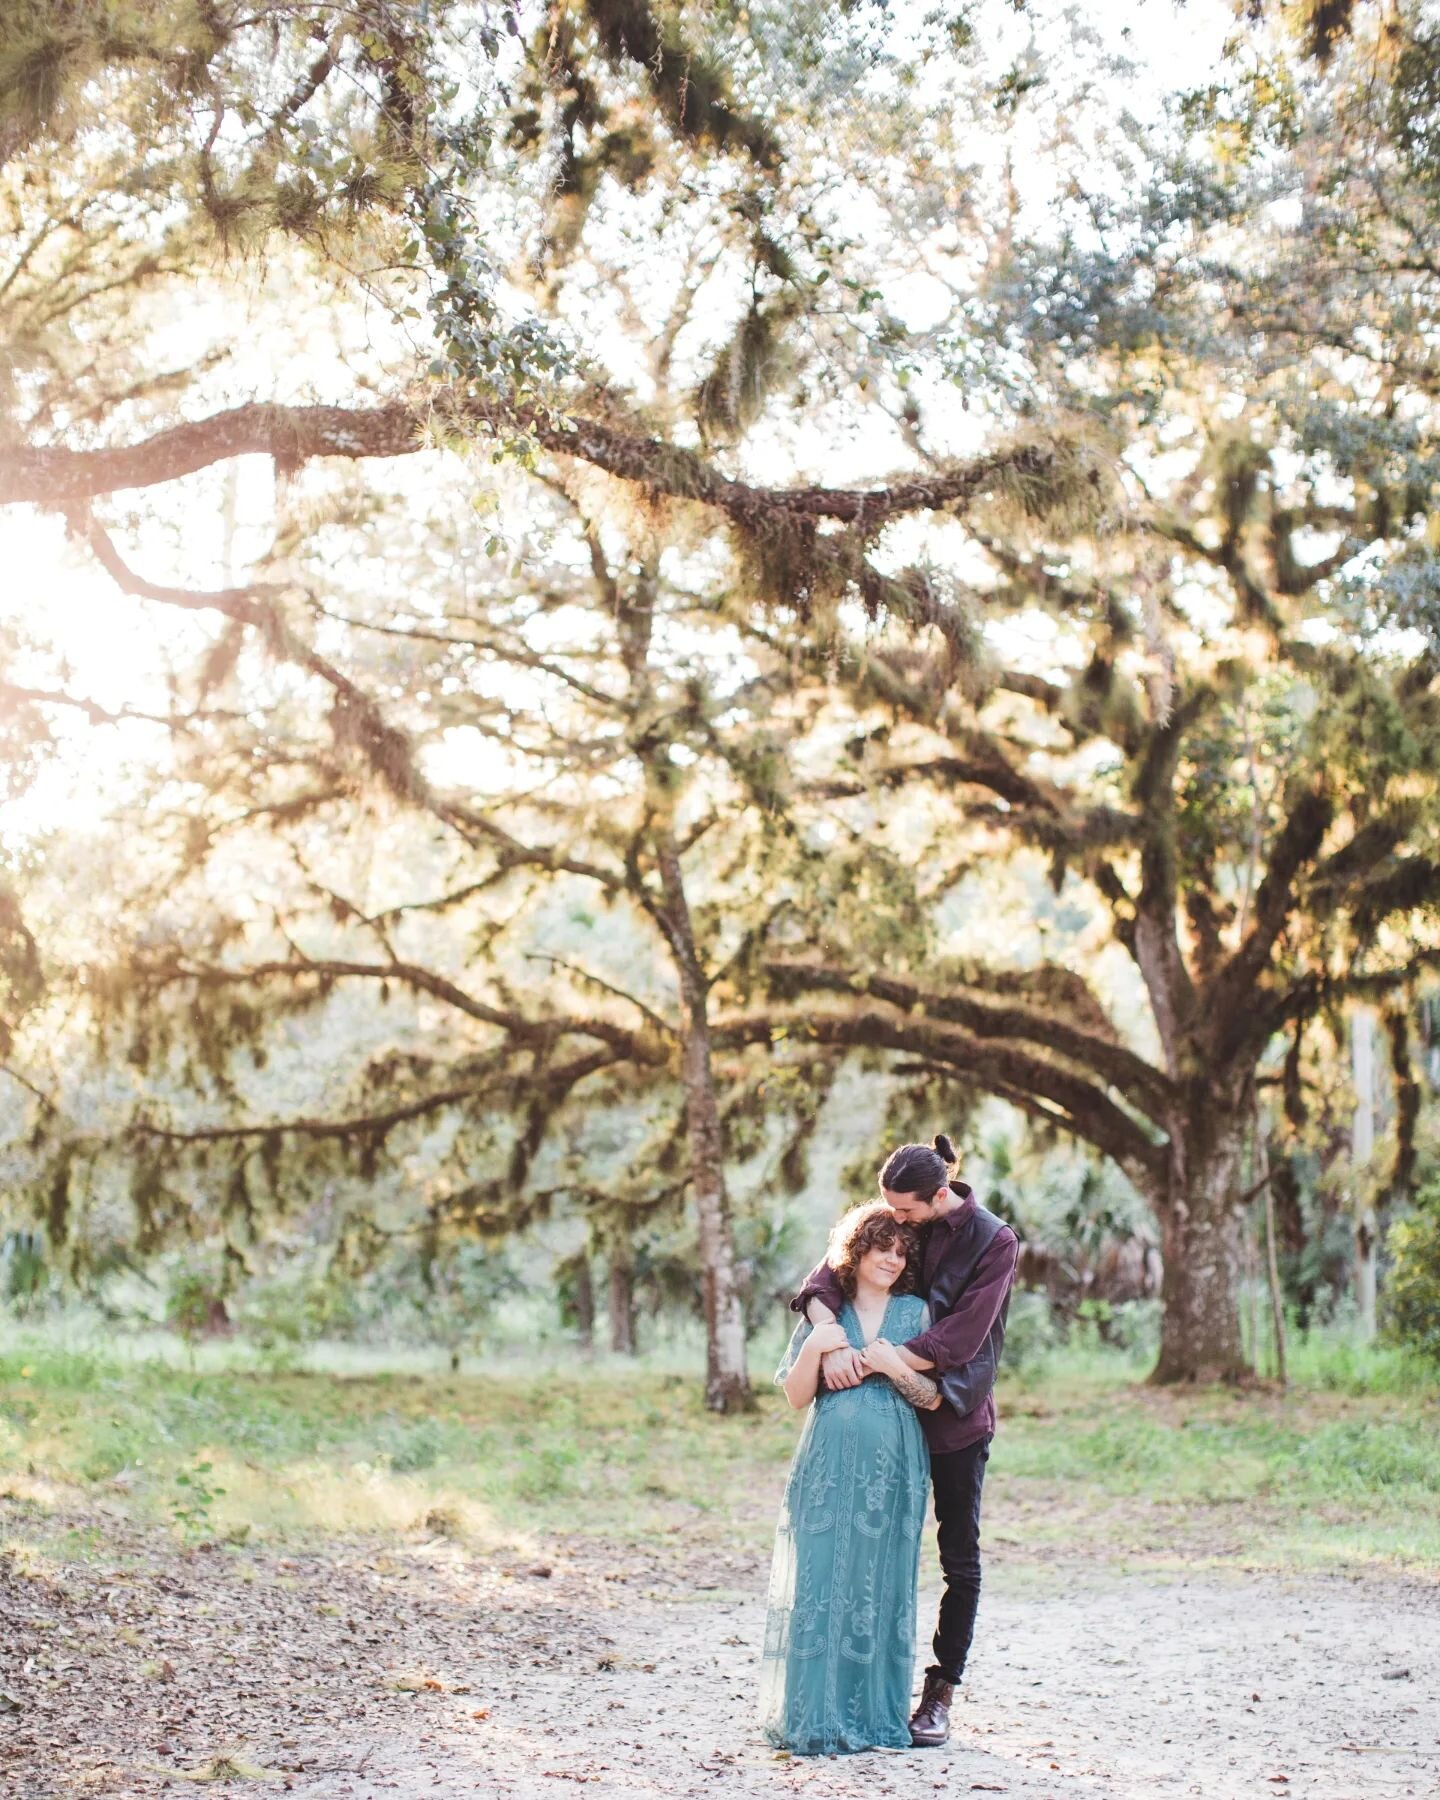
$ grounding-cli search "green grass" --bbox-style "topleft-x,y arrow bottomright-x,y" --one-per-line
1,1321 -> 1437,1577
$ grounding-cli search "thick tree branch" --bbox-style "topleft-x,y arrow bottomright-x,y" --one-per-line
1207,784 -> 1335,1053
763,957 -> 1176,1125
717,1005 -> 1166,1186
1129,709 -> 1204,1070
2,396 -> 1071,538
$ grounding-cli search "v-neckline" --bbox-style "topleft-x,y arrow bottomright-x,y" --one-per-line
847,1293 -> 895,1347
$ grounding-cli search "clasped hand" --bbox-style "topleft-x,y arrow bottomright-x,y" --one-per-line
818,1334 -> 904,1389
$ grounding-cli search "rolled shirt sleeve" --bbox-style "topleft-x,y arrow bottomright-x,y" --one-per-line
789,1259 -> 847,1319
934,1336 -> 999,1419
902,1227 -> 1019,1372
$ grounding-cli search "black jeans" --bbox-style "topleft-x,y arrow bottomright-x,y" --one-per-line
926,1434 -> 991,1686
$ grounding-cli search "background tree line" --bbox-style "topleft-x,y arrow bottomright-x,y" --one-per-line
1,0 -> 1439,1404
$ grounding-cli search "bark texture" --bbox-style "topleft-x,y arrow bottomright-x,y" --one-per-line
607,1255 -> 636,1356
1151,1115 -> 1250,1384
572,1255 -> 595,1351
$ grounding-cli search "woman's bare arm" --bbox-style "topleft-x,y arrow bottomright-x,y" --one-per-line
782,1322 -> 848,1408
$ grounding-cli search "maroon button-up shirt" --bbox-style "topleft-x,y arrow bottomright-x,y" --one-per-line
792,1190 -> 1019,1454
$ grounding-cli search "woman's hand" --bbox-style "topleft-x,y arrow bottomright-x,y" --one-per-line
808,1320 -> 851,1355
858,1337 -> 905,1377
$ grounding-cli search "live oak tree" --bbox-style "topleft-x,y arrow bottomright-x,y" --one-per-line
1,2 -> 1101,1408
732,4 -> 1440,1382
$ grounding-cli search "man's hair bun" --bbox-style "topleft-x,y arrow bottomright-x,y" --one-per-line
933,1133 -> 958,1166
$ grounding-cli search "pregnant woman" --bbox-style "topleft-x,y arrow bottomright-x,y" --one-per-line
759,1202 -> 942,1755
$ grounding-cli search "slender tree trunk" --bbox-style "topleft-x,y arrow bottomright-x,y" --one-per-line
1351,1007 -> 1379,1341
1253,1108 -> 1288,1386
1243,1215 -> 1261,1369
1151,1112 -> 1251,1385
573,1255 -> 595,1352
1354,1210 -> 1378,1340
1263,1178 -> 1287,1386
607,1254 -> 636,1355
614,564 -> 750,1411
656,836 -> 753,1413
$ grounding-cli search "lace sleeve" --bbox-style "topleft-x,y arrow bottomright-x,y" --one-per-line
775,1318 -> 813,1385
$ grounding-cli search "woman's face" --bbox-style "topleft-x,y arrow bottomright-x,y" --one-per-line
858,1237 -> 907,1290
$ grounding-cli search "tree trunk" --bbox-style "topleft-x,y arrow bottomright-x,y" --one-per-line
1255,1142 -> 1288,1387
615,567 -> 750,1412
573,1254 -> 595,1352
1351,1007 -> 1379,1341
1354,1209 -> 1378,1342
656,836 -> 753,1413
1151,1114 -> 1251,1384
608,1254 -> 636,1355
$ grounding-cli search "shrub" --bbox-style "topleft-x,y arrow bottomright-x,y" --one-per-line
164,1270 -> 228,1346
1384,1203 -> 1440,1365
1,1231 -> 47,1313
1001,1289 -> 1063,1373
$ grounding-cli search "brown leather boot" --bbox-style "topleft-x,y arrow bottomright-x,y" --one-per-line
908,1671 -> 955,1747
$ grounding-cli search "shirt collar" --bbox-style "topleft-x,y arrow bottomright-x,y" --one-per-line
934,1182 -> 976,1229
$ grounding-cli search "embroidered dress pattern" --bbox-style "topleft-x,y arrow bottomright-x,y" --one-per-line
757,1294 -> 930,1755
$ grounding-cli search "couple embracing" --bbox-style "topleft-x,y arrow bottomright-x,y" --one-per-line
759,1134 -> 1019,1757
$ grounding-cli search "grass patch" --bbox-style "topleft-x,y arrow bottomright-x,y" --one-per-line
0,1322 -> 1436,1576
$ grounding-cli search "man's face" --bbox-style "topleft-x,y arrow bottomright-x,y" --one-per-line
880,1183 -> 942,1225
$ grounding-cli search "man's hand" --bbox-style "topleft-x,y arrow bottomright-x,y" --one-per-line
820,1346 -> 866,1389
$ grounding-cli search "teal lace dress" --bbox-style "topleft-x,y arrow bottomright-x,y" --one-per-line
758,1293 -> 931,1755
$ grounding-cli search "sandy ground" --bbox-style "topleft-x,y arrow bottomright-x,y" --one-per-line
3,1503 -> 1438,1800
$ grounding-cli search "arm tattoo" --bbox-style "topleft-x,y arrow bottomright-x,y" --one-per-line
890,1367 -> 940,1411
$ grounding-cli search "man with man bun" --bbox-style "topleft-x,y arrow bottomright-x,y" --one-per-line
790,1133 -> 1019,1749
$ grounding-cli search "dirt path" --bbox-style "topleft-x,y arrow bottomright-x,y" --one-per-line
3,1504 -> 1437,1800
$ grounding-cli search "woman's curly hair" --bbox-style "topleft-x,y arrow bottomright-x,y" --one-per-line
826,1202 -> 920,1301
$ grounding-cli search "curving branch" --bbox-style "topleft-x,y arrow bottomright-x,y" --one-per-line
717,1004 -> 1167,1189
152,953 -> 667,1063
1128,710 -> 1201,1071
1,395 -> 1069,539
762,957 -> 1176,1125
68,513 -> 642,901
129,1048 -> 624,1149
1206,783 -> 1335,1055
